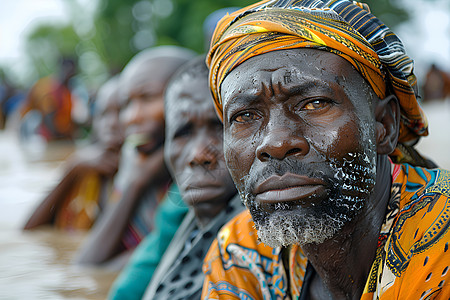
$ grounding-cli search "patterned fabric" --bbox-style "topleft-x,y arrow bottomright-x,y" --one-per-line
54,171 -> 105,230
202,163 -> 450,299
143,194 -> 245,300
206,0 -> 428,149
120,182 -> 170,250
108,183 -> 188,300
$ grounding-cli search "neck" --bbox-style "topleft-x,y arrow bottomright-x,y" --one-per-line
301,155 -> 392,299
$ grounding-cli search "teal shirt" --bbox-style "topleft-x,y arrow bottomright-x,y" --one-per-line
108,184 -> 188,300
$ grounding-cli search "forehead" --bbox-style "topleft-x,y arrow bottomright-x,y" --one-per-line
120,61 -> 167,99
221,48 -> 372,111
165,74 -> 215,124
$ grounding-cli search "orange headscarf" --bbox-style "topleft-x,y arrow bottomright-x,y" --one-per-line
207,0 -> 428,151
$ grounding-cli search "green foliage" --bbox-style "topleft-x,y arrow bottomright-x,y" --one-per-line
153,0 -> 254,52
25,24 -> 80,79
22,0 -> 413,88
364,0 -> 410,29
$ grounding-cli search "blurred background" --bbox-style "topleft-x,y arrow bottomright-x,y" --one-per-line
0,0 -> 449,299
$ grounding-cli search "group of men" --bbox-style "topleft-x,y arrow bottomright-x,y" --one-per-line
26,0 -> 450,299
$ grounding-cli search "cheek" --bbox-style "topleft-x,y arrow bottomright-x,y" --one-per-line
224,134 -> 255,190
166,141 -> 184,175
308,115 -> 361,159
144,101 -> 165,121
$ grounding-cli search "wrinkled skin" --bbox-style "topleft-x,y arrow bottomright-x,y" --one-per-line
220,48 -> 399,299
165,73 -> 236,227
221,49 -> 378,247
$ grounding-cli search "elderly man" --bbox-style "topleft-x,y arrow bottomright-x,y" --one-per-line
75,46 -> 194,266
202,1 -> 450,299
140,55 -> 243,300
109,56 -> 243,299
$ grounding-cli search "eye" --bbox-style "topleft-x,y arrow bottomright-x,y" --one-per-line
232,111 -> 260,123
174,124 -> 192,138
301,99 -> 331,111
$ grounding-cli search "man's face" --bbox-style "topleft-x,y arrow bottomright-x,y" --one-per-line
120,63 -> 166,153
93,89 -> 124,150
220,49 -> 378,247
165,73 -> 237,224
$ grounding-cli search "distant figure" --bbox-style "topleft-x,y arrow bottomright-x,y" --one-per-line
0,70 -> 25,129
19,57 -> 78,141
422,63 -> 450,102
74,46 -> 195,268
23,76 -> 124,231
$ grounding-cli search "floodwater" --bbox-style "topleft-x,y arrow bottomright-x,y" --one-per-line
0,100 -> 448,300
415,100 -> 450,170
0,129 -> 118,300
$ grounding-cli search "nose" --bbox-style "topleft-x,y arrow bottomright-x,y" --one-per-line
256,121 -> 310,161
189,137 -> 220,169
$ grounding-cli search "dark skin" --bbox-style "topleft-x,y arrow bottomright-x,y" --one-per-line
74,58 -> 176,267
23,78 -> 124,230
220,49 -> 400,299
165,72 -> 236,227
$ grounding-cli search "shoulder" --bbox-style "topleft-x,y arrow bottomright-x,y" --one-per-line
383,164 -> 450,298
215,210 -> 272,256
202,211 -> 281,300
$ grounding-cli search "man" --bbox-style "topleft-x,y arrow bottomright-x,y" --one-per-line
202,1 -> 450,299
24,76 -> 124,230
110,56 -> 243,299
75,46 -> 194,266
20,57 -> 77,141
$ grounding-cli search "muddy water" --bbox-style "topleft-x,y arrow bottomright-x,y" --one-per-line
0,129 -> 118,300
0,100 -> 448,300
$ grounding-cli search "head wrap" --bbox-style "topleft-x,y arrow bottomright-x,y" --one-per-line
207,0 -> 429,158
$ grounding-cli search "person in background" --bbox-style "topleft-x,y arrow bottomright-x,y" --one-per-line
74,46 -> 195,268
19,57 -> 78,142
138,55 -> 242,299
202,0 -> 449,299
422,63 -> 450,102
23,76 -> 124,231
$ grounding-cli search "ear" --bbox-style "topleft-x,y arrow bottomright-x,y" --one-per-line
375,94 -> 400,155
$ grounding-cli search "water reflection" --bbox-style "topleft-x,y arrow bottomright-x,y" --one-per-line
0,130 -> 118,299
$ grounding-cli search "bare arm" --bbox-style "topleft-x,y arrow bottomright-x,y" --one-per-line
73,147 -> 170,265
23,145 -> 120,230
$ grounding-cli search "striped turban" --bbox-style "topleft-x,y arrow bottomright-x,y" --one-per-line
207,0 -> 429,160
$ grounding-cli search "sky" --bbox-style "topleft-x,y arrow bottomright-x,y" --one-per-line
0,0 -> 449,84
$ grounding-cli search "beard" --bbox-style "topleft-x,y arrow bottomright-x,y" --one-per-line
240,144 -> 377,248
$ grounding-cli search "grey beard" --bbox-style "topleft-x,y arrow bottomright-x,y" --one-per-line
253,195 -> 357,248
241,148 -> 376,248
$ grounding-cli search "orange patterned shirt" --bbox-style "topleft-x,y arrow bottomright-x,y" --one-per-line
202,163 -> 450,299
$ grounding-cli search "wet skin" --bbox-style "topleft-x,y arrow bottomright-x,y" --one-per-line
220,48 -> 400,299
221,49 -> 377,218
120,61 -> 167,153
165,73 -> 237,227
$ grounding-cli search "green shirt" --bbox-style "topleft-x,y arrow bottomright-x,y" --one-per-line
108,183 -> 188,300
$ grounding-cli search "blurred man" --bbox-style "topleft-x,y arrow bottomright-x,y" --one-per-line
75,46 -> 194,267
142,56 -> 243,299
109,56 -> 243,300
23,76 -> 124,230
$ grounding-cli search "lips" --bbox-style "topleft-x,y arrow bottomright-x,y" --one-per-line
184,181 -> 221,191
182,181 -> 224,204
253,172 -> 326,204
